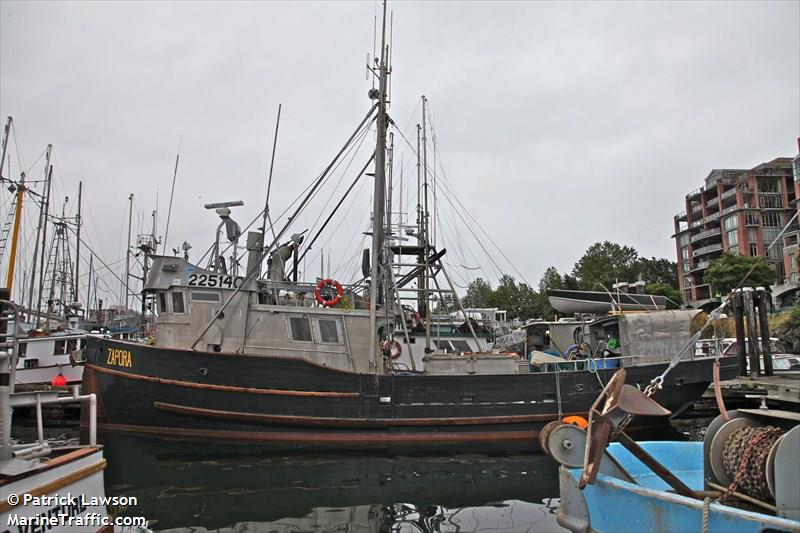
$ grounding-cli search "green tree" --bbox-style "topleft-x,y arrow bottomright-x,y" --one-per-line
644,283 -> 682,309
462,278 -> 494,308
571,241 -> 640,290
538,266 -> 564,292
637,257 -> 678,287
703,253 -> 775,296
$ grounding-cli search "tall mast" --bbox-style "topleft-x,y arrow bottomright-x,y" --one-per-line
86,253 -> 93,317
124,193 -> 133,310
0,117 -> 11,185
260,103 -> 283,264
163,153 -> 180,255
34,154 -> 53,328
421,95 -> 431,351
368,0 -> 389,369
74,181 -> 82,301
5,173 -> 24,293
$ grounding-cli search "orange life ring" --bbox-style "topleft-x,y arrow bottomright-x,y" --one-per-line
382,339 -> 402,360
315,278 -> 344,307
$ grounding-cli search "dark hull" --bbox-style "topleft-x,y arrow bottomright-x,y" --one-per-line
83,338 -> 738,452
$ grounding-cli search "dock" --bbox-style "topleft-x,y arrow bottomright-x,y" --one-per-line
697,373 -> 800,412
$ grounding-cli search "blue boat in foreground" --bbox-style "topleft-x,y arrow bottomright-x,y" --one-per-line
544,368 -> 800,533
557,440 -> 800,533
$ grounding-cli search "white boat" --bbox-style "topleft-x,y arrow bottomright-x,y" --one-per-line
13,327 -> 86,386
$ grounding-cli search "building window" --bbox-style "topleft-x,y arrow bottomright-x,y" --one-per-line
763,212 -> 783,227
750,243 -> 759,256
790,254 -> 796,273
723,215 -> 738,231
289,316 -> 312,342
682,247 -> 689,261
763,228 -> 781,247
745,212 -> 759,226
760,195 -> 783,209
158,292 -> 167,313
317,319 -> 340,343
678,234 -> 689,247
727,229 -> 738,247
171,291 -> 186,314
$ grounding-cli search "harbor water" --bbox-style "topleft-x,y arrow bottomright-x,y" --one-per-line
10,417 -> 707,532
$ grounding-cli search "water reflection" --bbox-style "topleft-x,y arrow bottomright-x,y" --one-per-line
100,434 -> 563,532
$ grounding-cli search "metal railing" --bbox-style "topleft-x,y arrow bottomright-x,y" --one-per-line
690,228 -> 722,243
692,243 -> 724,257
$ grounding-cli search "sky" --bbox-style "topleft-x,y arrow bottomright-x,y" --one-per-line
0,1 -> 798,306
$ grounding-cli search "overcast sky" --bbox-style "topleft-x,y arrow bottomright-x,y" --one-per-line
1,1 -> 798,305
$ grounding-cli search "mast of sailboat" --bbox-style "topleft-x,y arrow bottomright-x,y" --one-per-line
124,193 -> 133,310
0,117 -> 10,185
5,173 -> 24,294
74,181 -> 82,301
368,0 -> 389,369
34,151 -> 52,328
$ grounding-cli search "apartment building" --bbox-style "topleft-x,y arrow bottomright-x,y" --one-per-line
673,157 -> 795,308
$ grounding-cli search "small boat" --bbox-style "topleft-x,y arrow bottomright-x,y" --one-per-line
547,289 -> 667,314
1,296 -> 127,532
13,327 -> 86,386
545,369 -> 800,533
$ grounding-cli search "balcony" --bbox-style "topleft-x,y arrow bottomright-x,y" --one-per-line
675,210 -> 687,221
690,228 -> 722,244
705,211 -> 721,223
720,187 -> 738,201
692,243 -> 724,258
688,260 -> 712,273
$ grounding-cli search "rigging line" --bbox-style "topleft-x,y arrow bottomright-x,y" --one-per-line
330,198 -> 371,279
304,119 -> 374,239
307,169 -> 370,274
425,117 -> 532,287
296,154 -> 375,268
9,121 -> 28,176
195,112 -> 377,269
391,126 -> 505,279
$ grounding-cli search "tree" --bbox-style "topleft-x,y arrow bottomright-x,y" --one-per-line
538,266 -> 564,292
571,241 -> 640,290
462,278 -> 493,308
703,253 -> 775,296
638,257 -> 678,287
644,283 -> 682,309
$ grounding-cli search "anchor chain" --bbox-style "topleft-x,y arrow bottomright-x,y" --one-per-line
721,425 -> 784,503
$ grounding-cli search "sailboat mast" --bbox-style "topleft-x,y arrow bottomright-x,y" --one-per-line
0,117 -> 11,184
74,181 -> 82,301
124,193 -> 133,310
368,0 -> 389,368
5,174 -> 24,293
34,152 -> 53,327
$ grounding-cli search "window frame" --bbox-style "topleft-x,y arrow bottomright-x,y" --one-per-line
171,290 -> 187,314
288,315 -> 313,343
316,318 -> 342,345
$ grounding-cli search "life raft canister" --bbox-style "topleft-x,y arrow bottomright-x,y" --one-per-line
315,278 -> 344,307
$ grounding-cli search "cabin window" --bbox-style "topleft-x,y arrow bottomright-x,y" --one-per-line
16,342 -> 26,358
66,339 -> 78,353
190,290 -> 222,303
158,292 -> 168,313
317,319 -> 340,344
171,291 -> 186,314
451,340 -> 471,352
434,340 -> 452,353
53,340 -> 66,355
289,316 -> 312,342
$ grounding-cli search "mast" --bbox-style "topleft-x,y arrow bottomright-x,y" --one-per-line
34,155 -> 53,328
74,181 -> 82,301
368,0 -> 389,368
86,253 -> 93,318
163,153 -> 180,255
5,172 -> 24,293
0,117 -> 10,186
421,95 -> 431,351
260,103 -> 282,263
124,193 -> 133,310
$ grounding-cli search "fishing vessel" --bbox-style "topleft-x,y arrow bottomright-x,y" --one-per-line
80,2 -> 737,451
